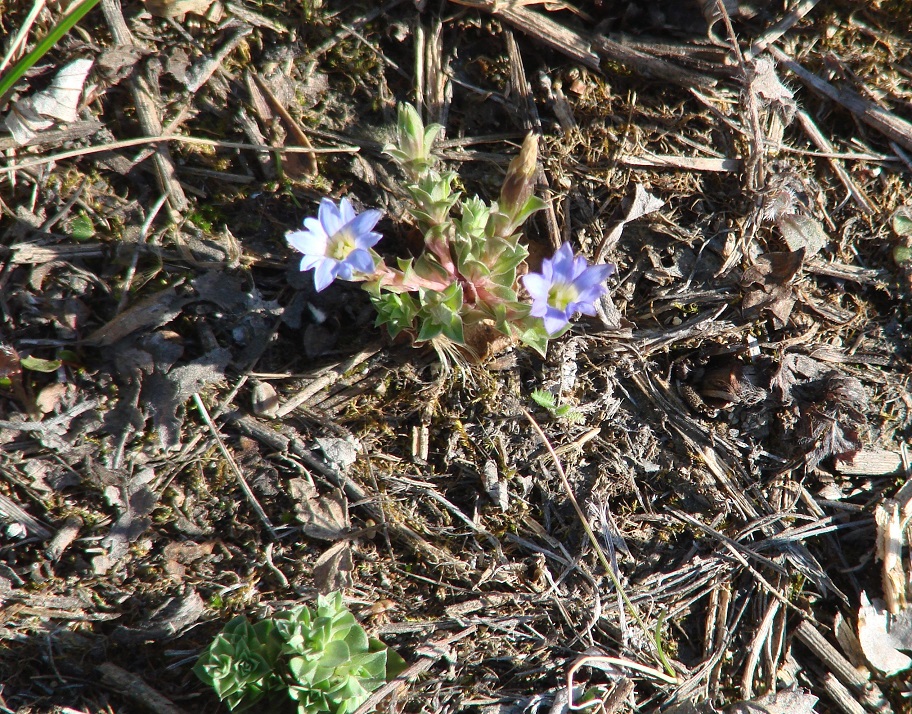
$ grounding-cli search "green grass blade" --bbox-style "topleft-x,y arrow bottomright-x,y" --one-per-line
0,0 -> 102,106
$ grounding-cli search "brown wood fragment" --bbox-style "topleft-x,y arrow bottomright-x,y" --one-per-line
835,449 -> 902,477
593,35 -> 717,89
98,663 -> 189,714
747,0 -> 824,60
794,620 -> 892,713
100,0 -> 187,214
875,500 -> 905,614
821,673 -> 868,714
451,0 -> 599,70
618,154 -> 742,172
45,515 -> 83,561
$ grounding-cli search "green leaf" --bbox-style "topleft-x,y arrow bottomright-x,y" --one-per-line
20,356 -> 61,372
350,649 -> 388,680
892,206 -> 912,237
288,655 -> 317,685
530,388 -> 556,409
894,244 -> 912,266
68,213 -> 95,241
513,195 -> 546,225
378,640 -> 408,680
342,622 -> 369,653
317,639 -> 352,669
372,291 -> 419,338
519,324 -> 550,357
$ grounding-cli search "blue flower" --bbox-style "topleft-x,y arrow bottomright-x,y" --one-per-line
287,197 -> 382,291
522,243 -> 614,336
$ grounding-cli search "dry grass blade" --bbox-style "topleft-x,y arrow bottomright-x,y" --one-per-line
523,408 -> 678,680
0,134 -> 357,176
192,393 -> 278,539
769,44 -> 912,154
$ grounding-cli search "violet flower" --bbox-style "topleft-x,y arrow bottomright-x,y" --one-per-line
286,197 -> 382,291
522,243 -> 614,336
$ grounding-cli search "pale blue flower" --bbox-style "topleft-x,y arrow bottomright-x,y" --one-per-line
522,243 -> 614,336
287,197 -> 382,291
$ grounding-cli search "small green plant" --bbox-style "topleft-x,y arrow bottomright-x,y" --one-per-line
285,104 -> 615,360
194,592 -> 406,714
530,388 -> 584,423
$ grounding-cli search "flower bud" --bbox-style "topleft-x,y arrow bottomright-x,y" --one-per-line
397,103 -> 426,164
499,133 -> 539,217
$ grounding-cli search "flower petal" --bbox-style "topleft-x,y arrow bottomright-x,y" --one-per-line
574,263 -> 614,292
347,210 -> 383,243
522,273 -> 550,301
568,298 -> 598,317
312,259 -> 339,291
338,197 -> 357,224
344,249 -> 375,274
548,243 -> 576,277
299,254 -> 324,271
318,198 -> 345,236
301,216 -> 328,237
334,261 -> 355,281
287,229 -> 328,257
542,308 -> 570,336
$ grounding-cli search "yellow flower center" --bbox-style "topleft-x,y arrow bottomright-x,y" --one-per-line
548,283 -> 578,310
328,229 -> 357,260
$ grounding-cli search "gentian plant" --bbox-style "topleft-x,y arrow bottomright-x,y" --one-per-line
194,591 -> 406,714
285,103 -> 615,358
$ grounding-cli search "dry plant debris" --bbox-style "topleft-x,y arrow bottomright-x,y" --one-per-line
0,0 -> 912,713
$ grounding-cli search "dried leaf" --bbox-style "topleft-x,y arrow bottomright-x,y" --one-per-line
143,0 -> 215,18
741,250 -> 804,328
482,460 -> 508,512
162,540 -> 214,580
727,688 -> 818,714
96,465 -> 159,567
858,593 -> 912,676
800,412 -> 861,469
2,59 -> 94,145
778,214 -> 828,256
112,590 -> 205,643
749,57 -> 797,124
85,286 -> 191,347
251,381 -> 279,417
315,436 -> 360,474
144,347 -> 230,450
290,479 -> 349,540
770,353 -> 827,404
313,540 -> 354,593
598,183 -> 665,259
35,383 -> 68,415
